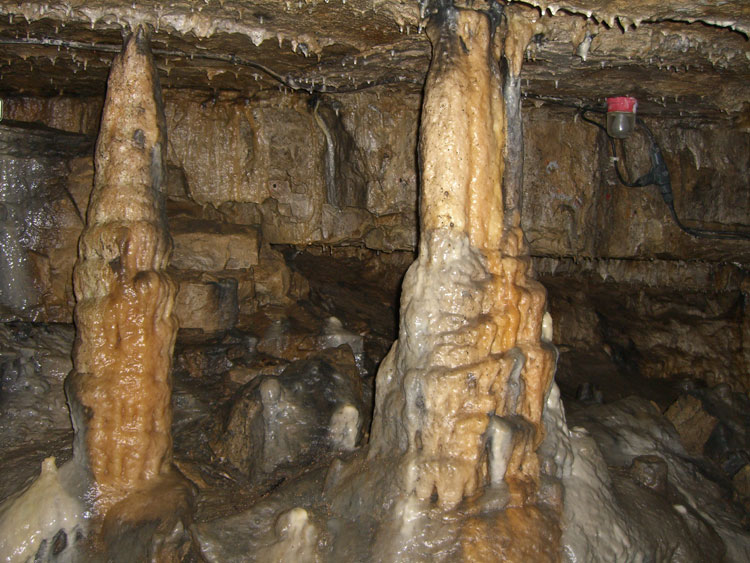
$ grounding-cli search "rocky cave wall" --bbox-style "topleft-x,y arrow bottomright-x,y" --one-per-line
3,87 -> 748,389
1,2 -> 750,561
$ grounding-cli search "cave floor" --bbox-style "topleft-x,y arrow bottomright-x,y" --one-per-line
1,249 -> 749,545
171,247 -> 411,522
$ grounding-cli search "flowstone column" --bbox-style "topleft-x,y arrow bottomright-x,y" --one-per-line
66,27 -> 178,513
369,4 -> 555,509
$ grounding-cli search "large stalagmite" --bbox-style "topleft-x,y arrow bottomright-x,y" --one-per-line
66,27 -> 178,512
369,3 -> 555,508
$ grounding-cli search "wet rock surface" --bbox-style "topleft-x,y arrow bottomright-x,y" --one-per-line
567,396 -> 749,561
665,394 -> 719,456
161,249 -> 403,523
5,92 -> 748,332
1,0 -> 749,123
543,272 -> 750,393
0,323 -> 74,448
0,123 -> 91,322
0,244 -> 406,555
0,457 -> 87,563
0,1 -> 748,560
213,346 -> 370,483
0,323 -> 75,506
630,454 -> 669,494
2,247 -> 750,559
66,27 -> 180,514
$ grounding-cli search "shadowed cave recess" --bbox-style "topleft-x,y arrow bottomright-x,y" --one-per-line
0,0 -> 750,561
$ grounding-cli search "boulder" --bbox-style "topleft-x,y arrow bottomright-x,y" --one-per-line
170,218 -> 259,271
252,244 -> 308,306
212,347 -> 366,482
630,455 -> 669,494
174,272 -> 239,332
665,395 -> 718,456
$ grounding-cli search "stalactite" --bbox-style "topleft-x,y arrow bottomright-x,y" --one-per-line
313,97 -> 339,207
65,26 -> 178,513
369,3 -> 556,518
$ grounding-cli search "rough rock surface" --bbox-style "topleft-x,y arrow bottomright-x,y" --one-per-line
522,108 -> 750,263
0,323 -> 74,449
630,454 -> 669,494
213,346 -> 368,483
542,272 -> 750,392
542,393 -> 743,562
665,394 -> 718,456
170,218 -> 259,271
0,123 -> 92,322
733,465 -> 750,513
1,0 -> 748,123
565,396 -> 750,561
173,272 -> 239,332
0,0 -> 749,560
5,93 -> 748,336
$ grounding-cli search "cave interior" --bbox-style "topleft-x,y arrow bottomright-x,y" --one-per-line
0,0 -> 750,561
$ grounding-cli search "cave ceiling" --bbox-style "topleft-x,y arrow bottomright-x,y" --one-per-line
0,0 -> 748,121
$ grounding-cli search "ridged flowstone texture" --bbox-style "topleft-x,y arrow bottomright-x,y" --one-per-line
369,6 -> 556,514
66,27 -> 178,514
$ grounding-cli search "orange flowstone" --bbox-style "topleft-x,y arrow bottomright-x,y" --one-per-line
369,7 -> 556,513
69,27 -> 177,513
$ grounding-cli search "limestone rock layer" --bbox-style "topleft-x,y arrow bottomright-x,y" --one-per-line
369,6 -> 556,511
67,27 -> 177,512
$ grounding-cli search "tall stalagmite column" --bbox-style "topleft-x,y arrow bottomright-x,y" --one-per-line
369,4 -> 555,509
67,27 -> 177,512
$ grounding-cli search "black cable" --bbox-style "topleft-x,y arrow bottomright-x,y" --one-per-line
581,107 -> 750,241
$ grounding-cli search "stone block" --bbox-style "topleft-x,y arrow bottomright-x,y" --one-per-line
253,245 -> 292,305
237,276 -> 257,317
174,273 -> 238,332
170,218 -> 259,271
665,394 -> 718,456
733,464 -> 750,507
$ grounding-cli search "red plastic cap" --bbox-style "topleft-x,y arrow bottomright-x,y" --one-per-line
607,96 -> 637,113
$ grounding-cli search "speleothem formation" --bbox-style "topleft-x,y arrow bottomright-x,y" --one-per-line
0,0 -> 749,561
369,5 -> 556,510
66,27 -> 179,513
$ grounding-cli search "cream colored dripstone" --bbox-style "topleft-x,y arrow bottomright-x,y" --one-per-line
66,26 -> 178,513
0,458 -> 86,562
369,6 -> 555,510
